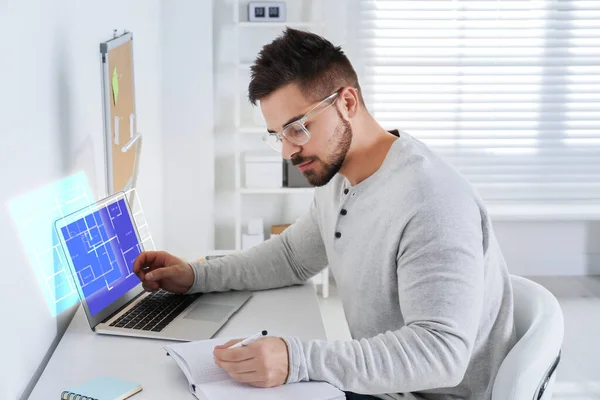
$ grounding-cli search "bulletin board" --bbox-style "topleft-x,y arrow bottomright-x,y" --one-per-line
100,31 -> 141,196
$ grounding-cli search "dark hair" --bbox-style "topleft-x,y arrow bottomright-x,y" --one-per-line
248,28 -> 364,106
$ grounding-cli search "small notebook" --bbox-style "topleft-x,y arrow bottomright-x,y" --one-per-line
60,376 -> 142,400
164,337 -> 345,400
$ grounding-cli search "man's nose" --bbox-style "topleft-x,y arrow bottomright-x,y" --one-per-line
281,138 -> 301,160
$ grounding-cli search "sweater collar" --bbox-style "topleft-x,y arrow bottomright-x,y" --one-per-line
341,129 -> 405,196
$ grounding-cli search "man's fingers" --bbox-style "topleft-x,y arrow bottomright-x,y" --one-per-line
217,359 -> 256,375
133,251 -> 160,274
214,346 -> 253,362
229,371 -> 263,384
133,251 -> 172,276
248,381 -> 272,388
142,281 -> 160,292
145,266 -> 175,282
214,339 -> 243,350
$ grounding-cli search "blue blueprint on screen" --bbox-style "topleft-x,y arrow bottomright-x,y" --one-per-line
61,198 -> 141,316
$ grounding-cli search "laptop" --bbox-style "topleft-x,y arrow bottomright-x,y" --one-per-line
54,191 -> 252,341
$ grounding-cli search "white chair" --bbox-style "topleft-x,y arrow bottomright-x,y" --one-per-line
492,275 -> 564,400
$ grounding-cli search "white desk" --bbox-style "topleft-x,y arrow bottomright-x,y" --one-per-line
30,284 -> 326,399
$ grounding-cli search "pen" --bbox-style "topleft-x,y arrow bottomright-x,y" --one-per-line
228,330 -> 268,349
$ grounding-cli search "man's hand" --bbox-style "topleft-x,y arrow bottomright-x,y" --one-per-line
133,251 -> 195,293
213,337 -> 290,388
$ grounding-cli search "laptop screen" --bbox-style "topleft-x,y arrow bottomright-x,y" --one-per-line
60,197 -> 142,316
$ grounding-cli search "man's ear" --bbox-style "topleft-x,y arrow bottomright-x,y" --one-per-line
339,87 -> 360,119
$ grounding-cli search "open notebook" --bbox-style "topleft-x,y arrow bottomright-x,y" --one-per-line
164,337 -> 345,400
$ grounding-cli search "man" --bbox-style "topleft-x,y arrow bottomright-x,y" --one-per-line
133,28 -> 516,399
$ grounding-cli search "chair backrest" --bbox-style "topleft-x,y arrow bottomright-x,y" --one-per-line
492,275 -> 564,400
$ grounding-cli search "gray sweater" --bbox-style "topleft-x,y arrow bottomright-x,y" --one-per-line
189,132 -> 516,399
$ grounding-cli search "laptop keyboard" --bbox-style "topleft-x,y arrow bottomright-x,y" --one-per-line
109,290 -> 202,332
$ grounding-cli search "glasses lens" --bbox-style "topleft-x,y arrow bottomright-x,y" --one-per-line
282,122 -> 310,146
263,133 -> 282,152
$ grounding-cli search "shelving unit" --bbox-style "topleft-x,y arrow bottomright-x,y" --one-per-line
231,0 -> 329,297
240,187 -> 316,195
237,126 -> 265,134
237,21 -> 315,28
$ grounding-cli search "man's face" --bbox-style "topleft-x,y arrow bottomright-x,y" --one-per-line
260,84 -> 353,187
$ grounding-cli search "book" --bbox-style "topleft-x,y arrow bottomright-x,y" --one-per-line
60,376 -> 142,400
164,337 -> 345,400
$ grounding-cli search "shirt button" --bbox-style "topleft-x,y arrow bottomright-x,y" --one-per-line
335,232 -> 342,239
340,209 -> 347,216
344,189 -> 349,195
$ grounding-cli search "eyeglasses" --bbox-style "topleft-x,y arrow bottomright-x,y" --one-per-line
262,91 -> 340,152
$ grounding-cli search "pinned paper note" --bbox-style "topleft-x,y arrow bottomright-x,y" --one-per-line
111,66 -> 119,106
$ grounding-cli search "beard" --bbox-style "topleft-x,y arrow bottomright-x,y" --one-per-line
291,110 -> 353,187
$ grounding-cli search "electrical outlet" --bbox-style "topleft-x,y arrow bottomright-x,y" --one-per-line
248,2 -> 286,22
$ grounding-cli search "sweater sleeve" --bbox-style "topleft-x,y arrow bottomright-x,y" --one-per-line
282,189 -> 485,394
187,198 -> 329,293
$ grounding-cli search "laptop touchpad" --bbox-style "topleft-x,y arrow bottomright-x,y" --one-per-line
184,303 -> 235,323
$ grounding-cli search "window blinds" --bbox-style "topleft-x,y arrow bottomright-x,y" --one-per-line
347,0 -> 600,204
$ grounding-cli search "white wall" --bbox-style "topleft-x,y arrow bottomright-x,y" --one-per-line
0,1 -> 164,398
161,0 -> 215,261
494,221 -> 600,277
